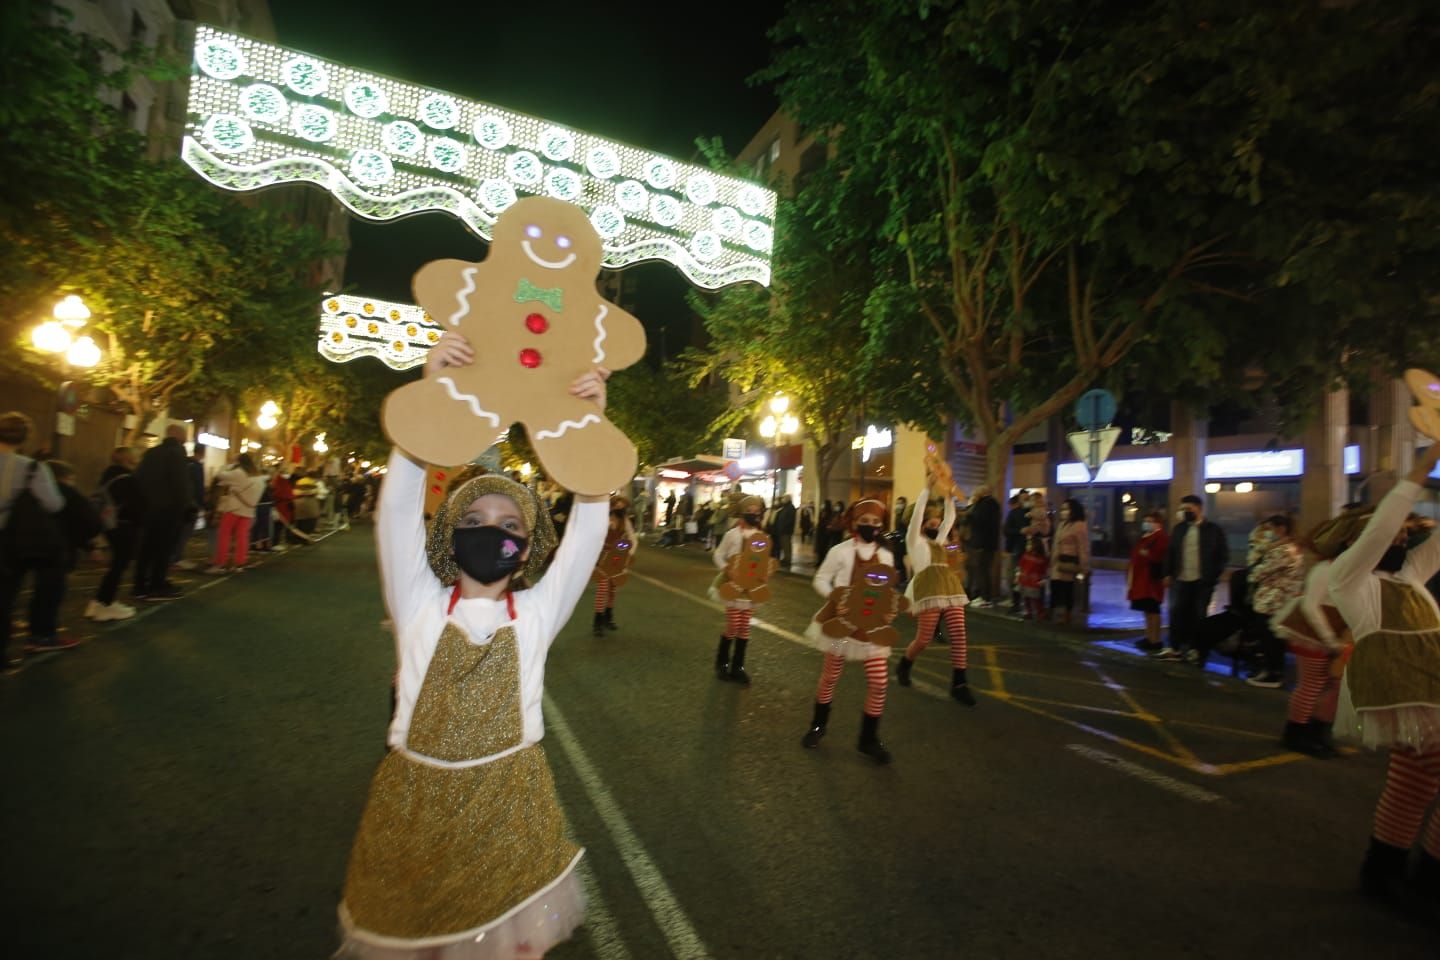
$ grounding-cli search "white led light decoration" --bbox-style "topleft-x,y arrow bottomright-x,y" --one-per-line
344,80 -> 389,119
427,137 -> 466,173
419,94 -> 460,130
318,293 -> 441,371
181,26 -> 776,289
196,36 -> 245,79
291,104 -> 336,142
283,56 -> 328,96
477,178 -> 517,212
544,167 -> 583,202
350,150 -> 394,186
203,114 -> 254,154
615,179 -> 648,213
239,83 -> 287,123
474,115 -> 511,150
382,120 -> 422,157
586,146 -> 620,180
538,126 -> 576,162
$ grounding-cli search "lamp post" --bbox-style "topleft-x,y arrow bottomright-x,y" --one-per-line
30,295 -> 103,455
758,392 -> 800,507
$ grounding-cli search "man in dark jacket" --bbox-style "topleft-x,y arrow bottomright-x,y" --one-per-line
1002,491 -> 1030,612
964,485 -> 1002,604
771,498 -> 797,568
1160,493 -> 1230,660
133,425 -> 196,600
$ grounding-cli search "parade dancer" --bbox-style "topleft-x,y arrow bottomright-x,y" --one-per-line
1271,551 -> 1349,757
592,495 -> 636,636
1329,443 -> 1440,918
801,499 -> 901,764
709,496 -> 775,684
338,333 -> 611,960
895,468 -> 976,705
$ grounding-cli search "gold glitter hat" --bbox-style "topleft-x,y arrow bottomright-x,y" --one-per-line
739,495 -> 766,514
426,475 -> 558,587
1304,505 -> 1375,560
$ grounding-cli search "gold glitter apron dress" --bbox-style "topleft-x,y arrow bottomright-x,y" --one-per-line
907,541 -> 968,612
1339,579 -> 1440,751
339,621 -> 583,958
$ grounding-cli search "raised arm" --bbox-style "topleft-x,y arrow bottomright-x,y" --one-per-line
376,447 -> 438,627
906,487 -> 930,558
1331,482 -> 1420,591
1402,444 -> 1440,583
939,492 -> 957,543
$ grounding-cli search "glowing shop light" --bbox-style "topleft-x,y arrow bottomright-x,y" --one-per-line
737,454 -> 767,471
198,432 -> 231,450
1234,481 -> 1255,494
658,468 -> 691,480
851,425 -> 893,463
1056,462 -> 1091,485
65,335 -> 101,367
1344,444 -> 1361,476
1204,482 -> 1222,494
1204,449 -> 1304,479
181,26 -> 776,290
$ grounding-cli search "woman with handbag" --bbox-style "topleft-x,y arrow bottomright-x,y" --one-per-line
1049,498 -> 1091,626
205,453 -> 266,573
1128,510 -> 1169,651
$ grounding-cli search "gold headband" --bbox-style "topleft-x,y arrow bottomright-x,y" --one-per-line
426,475 -> 558,587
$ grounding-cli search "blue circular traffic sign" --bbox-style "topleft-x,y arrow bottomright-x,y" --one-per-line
1075,389 -> 1117,431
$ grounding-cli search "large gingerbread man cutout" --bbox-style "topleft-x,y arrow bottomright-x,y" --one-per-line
382,196 -> 647,495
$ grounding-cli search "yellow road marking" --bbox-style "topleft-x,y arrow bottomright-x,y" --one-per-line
1086,661 -> 1201,764
983,646 -> 1006,697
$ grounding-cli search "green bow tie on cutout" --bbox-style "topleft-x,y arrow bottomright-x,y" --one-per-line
514,279 -> 564,313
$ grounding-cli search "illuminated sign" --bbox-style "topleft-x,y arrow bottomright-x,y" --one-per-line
318,293 -> 438,370
738,454 -> 768,471
722,438 -> 746,461
1344,444 -> 1360,476
657,468 -> 691,480
1056,457 -> 1174,485
851,425 -> 893,462
198,432 -> 231,450
183,27 -> 775,290
1204,449 -> 1304,479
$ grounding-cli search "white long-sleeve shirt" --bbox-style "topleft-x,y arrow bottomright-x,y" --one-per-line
1329,480 -> 1440,643
813,537 -> 895,599
905,487 -> 955,577
712,523 -> 760,570
377,448 -> 607,752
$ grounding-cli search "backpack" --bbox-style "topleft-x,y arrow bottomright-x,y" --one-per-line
2,460 -> 65,568
91,476 -> 120,531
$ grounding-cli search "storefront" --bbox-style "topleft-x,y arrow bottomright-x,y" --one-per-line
847,424 -> 894,504
1053,456 -> 1174,559
1201,449 -> 1304,558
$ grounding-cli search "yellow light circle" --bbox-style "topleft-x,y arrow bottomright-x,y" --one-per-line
392,340 -> 404,351
363,302 -> 375,314
367,322 -> 379,334
326,299 -> 339,311
345,316 -> 357,328
427,331 -> 439,343
389,310 -> 401,321
331,332 -> 343,343
406,324 -> 418,336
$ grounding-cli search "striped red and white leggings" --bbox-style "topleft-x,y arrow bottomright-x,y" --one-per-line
724,607 -> 754,640
593,577 -> 615,613
1373,748 -> 1440,857
905,606 -> 968,668
1285,655 -> 1339,724
816,653 -> 889,716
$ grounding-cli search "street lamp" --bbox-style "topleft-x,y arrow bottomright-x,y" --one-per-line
313,432 -> 329,455
759,393 -> 800,506
30,295 -> 104,456
257,399 -> 281,432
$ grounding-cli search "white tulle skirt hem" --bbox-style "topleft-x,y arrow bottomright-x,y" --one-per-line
336,851 -> 585,960
1334,685 -> 1440,754
803,620 -> 892,661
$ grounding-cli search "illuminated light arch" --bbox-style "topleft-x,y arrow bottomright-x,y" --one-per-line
183,26 -> 775,290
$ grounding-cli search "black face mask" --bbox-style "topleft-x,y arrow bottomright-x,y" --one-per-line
1375,544 -> 1407,574
855,524 -> 880,543
923,527 -> 939,540
1182,510 -> 1198,524
742,513 -> 762,527
452,526 -> 527,585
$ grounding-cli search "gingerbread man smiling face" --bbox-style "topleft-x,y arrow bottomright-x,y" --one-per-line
382,196 -> 647,495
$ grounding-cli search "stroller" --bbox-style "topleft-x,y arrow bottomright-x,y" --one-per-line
1193,567 -> 1264,676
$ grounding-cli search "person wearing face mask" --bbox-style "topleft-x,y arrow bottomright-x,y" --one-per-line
1327,442 -> 1440,916
895,468 -> 975,705
1127,510 -> 1170,652
801,499 -> 900,763
1048,498 -> 1091,626
338,332 -> 612,960
709,495 -> 773,683
1159,494 -> 1230,660
1242,515 -> 1305,688
590,495 -> 637,635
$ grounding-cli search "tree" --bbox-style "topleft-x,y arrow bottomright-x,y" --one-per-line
763,0 -> 1440,493
606,359 -> 728,468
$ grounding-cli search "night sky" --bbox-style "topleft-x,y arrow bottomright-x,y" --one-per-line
268,0 -> 783,342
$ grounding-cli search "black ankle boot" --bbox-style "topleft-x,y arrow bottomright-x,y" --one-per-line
604,607 -> 618,631
896,656 -> 913,687
1282,721 -> 1332,757
715,636 -> 732,679
1360,836 -> 1411,901
592,612 -> 605,636
801,701 -> 831,748
857,713 -> 893,764
1415,852 -> 1440,899
1306,720 -> 1336,756
727,639 -> 751,685
951,667 -> 976,706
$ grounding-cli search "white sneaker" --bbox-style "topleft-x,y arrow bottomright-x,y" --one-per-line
84,600 -> 104,619
202,564 -> 228,575
93,602 -> 137,622
273,544 -> 289,553
174,559 -> 200,571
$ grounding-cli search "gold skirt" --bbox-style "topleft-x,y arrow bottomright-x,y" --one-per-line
342,744 -> 582,948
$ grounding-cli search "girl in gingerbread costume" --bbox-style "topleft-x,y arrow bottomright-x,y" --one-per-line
709,495 -> 774,684
800,498 -> 901,764
1328,442 -> 1440,916
895,458 -> 976,705
591,495 -> 636,636
338,333 -> 611,960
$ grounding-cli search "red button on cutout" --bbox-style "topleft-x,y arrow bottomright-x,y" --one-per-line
519,348 -> 542,368
525,313 -> 548,334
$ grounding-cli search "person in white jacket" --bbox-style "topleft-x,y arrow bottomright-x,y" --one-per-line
205,453 -> 267,573
800,499 -> 899,764
708,495 -> 772,684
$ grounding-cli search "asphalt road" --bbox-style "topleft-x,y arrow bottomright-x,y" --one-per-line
3,526 -> 1434,959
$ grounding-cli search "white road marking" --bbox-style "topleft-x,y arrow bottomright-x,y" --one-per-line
1065,743 -> 1225,804
576,859 -> 636,960
544,694 -> 712,959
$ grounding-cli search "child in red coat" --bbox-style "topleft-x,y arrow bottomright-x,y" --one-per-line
1018,537 -> 1049,620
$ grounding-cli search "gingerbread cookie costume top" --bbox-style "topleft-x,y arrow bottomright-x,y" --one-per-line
382,196 -> 647,496
593,495 -> 636,585
711,502 -> 778,607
